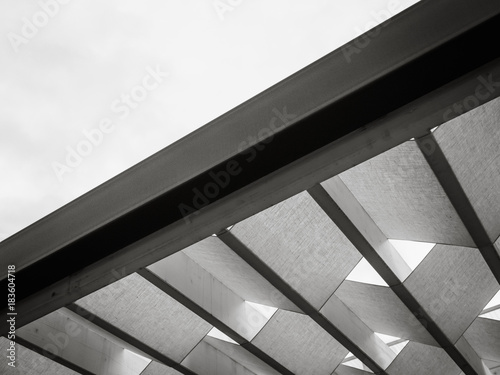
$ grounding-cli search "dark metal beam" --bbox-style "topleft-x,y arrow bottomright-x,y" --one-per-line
2,0 -> 500,335
308,179 -> 411,287
415,133 -> 500,284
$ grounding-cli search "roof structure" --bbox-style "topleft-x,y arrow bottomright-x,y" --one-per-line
1,0 -> 500,374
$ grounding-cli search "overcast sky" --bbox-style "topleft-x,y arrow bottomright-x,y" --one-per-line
0,0 -> 419,240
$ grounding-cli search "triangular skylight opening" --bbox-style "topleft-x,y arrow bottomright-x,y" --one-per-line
374,332 -> 401,344
343,358 -> 364,370
390,340 -> 409,356
374,332 -> 409,355
123,348 -> 152,372
483,290 -> 500,310
343,355 -> 373,372
389,239 -> 435,271
479,290 -> 500,321
480,309 -> 500,321
245,301 -> 278,319
344,352 -> 354,361
207,327 -> 239,344
346,258 -> 388,286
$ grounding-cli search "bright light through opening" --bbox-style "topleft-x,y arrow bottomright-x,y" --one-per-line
343,357 -> 371,371
480,309 -> 500,321
123,348 -> 152,371
375,332 -> 401,344
346,258 -> 388,286
479,290 -> 500,321
374,332 -> 409,355
389,239 -> 435,271
207,327 -> 239,345
390,340 -> 409,356
483,290 -> 500,310
245,301 -> 278,319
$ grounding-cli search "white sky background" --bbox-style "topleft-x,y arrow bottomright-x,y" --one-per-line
0,0 -> 419,241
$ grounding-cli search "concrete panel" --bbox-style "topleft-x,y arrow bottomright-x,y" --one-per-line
311,177 -> 411,284
339,141 -> 474,246
181,236 -> 299,312
464,317 -> 500,363
387,341 -> 461,375
205,337 -> 282,375
0,337 -> 79,375
141,361 -> 185,375
320,293 -> 396,369
334,365 -> 372,375
16,309 -> 150,375
75,273 -> 212,362
404,245 -> 499,343
434,97 -> 500,242
485,360 -> 500,375
63,306 -> 156,362
148,251 -> 269,341
455,336 -> 493,375
335,280 -> 437,346
139,268 -> 293,375
251,310 -> 348,375
415,132 -> 500,285
231,191 -> 361,309
182,339 -> 255,375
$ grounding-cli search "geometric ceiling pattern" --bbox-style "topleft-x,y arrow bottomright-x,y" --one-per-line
2,96 -> 499,375
1,2 -> 500,375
